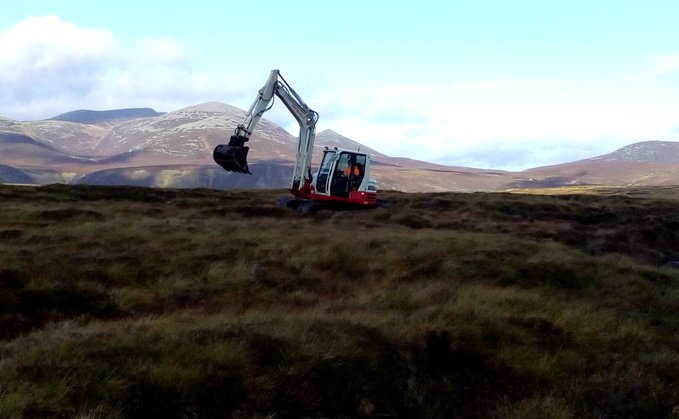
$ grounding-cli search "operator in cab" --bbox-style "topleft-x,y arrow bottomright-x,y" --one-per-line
344,164 -> 360,177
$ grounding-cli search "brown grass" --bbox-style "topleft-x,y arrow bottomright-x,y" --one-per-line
0,184 -> 678,418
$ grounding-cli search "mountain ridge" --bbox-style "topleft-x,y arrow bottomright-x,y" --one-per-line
588,140 -> 679,164
49,108 -> 162,124
1,103 -> 678,191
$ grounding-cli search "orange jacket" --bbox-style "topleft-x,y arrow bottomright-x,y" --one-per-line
343,166 -> 360,176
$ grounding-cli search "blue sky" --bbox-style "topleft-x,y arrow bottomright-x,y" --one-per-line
1,0 -> 678,170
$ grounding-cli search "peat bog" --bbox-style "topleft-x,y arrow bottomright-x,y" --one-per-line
0,184 -> 678,418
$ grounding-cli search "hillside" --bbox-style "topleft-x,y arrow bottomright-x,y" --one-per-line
1,184 -> 678,417
0,164 -> 34,184
1,103 -> 524,190
2,106 -> 679,191
590,140 -> 679,163
49,108 -> 162,124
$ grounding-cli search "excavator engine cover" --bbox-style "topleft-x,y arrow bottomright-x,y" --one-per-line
213,135 -> 251,174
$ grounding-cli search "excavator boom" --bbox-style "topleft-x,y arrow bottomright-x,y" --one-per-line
213,69 -> 316,183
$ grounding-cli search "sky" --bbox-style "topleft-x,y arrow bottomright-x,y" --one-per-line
1,0 -> 679,171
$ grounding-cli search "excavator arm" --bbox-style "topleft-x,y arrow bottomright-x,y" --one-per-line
213,69 -> 319,196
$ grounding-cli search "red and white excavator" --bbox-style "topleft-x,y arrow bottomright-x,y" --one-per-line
213,69 -> 379,211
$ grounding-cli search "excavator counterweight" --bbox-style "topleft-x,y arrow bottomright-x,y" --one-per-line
213,135 -> 251,174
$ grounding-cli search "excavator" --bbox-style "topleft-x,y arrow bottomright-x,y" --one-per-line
213,69 -> 379,211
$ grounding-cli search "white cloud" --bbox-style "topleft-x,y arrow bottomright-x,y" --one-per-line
671,122 -> 679,135
0,15 -> 115,108
379,85 -> 437,95
317,79 -> 679,170
0,15 -> 115,75
463,79 -> 570,89
622,52 -> 679,79
2,15 -> 678,171
132,38 -> 192,66
0,15 -> 246,120
651,53 -> 679,73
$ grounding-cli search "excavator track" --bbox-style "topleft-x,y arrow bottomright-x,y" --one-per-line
277,197 -> 390,212
277,198 -> 328,213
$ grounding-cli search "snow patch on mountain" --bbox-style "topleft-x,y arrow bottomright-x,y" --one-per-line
590,141 -> 679,164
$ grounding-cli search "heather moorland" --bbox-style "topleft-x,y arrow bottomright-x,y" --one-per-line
1,184 -> 678,418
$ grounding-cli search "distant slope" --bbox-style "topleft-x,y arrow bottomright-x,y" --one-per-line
0,164 -> 35,184
314,129 -> 384,157
75,162 -> 293,189
520,141 -> 679,189
314,130 -> 457,170
49,108 -> 161,124
588,140 -> 679,164
3,106 -> 679,191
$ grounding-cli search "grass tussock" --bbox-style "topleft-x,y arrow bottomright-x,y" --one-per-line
0,184 -> 679,417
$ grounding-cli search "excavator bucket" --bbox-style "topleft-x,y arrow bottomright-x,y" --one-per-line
213,135 -> 251,174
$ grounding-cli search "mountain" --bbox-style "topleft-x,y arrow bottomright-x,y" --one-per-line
49,108 -> 162,124
315,130 -> 459,170
517,142 -> 679,189
0,164 -> 35,184
1,103 -> 481,189
589,141 -> 679,164
1,105 -> 679,191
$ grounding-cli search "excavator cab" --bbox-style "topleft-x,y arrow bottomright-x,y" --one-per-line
213,135 -> 251,174
315,149 -> 367,199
